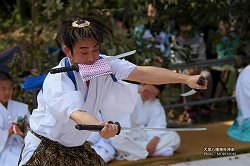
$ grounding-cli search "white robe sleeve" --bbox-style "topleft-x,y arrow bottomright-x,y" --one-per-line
87,112 -> 103,143
146,99 -> 167,138
42,72 -> 85,122
36,72 -> 85,140
108,58 -> 136,80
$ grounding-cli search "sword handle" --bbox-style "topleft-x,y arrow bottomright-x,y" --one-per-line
75,124 -> 104,131
197,76 -> 205,86
114,121 -> 121,135
50,65 -> 79,74
75,121 -> 121,135
195,76 -> 205,91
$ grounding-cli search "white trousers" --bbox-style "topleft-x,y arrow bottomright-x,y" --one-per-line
111,131 -> 181,160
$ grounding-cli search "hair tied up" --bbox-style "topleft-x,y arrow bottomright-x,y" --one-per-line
72,19 -> 90,28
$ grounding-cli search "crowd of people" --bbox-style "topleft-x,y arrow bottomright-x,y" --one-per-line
0,2 -> 248,166
132,3 -> 240,123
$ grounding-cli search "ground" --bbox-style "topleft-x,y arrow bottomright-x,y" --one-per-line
108,121 -> 250,166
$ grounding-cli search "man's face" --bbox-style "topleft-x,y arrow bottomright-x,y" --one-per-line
0,80 -> 13,106
180,24 -> 193,39
138,84 -> 160,101
64,37 -> 99,65
218,20 -> 229,36
147,4 -> 157,18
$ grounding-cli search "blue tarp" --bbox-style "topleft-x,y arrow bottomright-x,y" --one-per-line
21,74 -> 48,91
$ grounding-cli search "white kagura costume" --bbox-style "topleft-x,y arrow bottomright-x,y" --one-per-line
19,56 -> 138,165
0,100 -> 30,166
111,85 -> 181,160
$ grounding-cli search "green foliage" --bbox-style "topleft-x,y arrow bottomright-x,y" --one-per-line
0,0 -> 250,109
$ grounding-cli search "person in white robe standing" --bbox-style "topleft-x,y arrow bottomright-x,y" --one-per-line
111,84 -> 180,160
0,71 -> 30,166
19,16 -> 207,166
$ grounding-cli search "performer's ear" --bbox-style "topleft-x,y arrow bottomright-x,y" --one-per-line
64,46 -> 76,64
63,46 -> 71,57
64,46 -> 72,58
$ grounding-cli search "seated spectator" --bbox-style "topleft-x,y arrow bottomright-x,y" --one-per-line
133,3 -> 173,66
216,18 -> 239,60
173,19 -> 207,63
210,17 -> 239,111
0,71 -> 30,166
227,65 -> 250,142
110,84 -> 180,160
172,19 -> 213,122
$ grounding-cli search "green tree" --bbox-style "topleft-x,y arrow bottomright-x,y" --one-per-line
1,0 -> 250,109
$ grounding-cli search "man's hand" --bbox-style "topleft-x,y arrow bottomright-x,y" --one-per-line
8,124 -> 24,138
146,136 -> 160,156
99,122 -> 119,139
186,75 -> 207,90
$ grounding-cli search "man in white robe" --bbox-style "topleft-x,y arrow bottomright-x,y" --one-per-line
0,71 -> 30,166
111,84 -> 181,160
19,16 -> 207,165
19,55 -> 138,165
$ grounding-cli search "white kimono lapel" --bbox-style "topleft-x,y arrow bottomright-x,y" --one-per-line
0,103 -> 9,153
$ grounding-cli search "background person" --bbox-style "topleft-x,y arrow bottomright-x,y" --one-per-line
111,84 -> 180,160
0,71 -> 30,166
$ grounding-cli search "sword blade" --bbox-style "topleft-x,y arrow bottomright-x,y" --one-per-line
180,89 -> 197,97
50,50 -> 136,74
75,124 -> 207,132
106,50 -> 136,61
180,76 -> 206,97
121,127 -> 207,132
